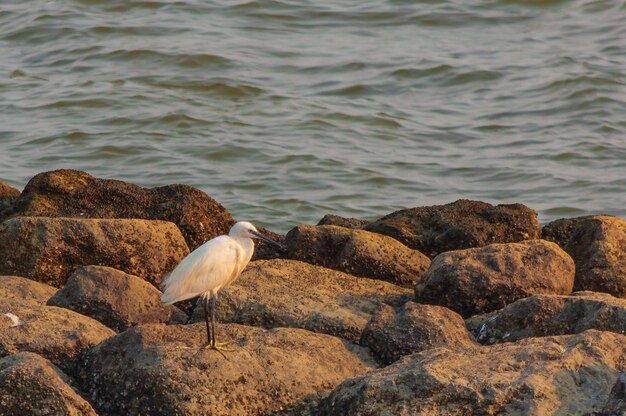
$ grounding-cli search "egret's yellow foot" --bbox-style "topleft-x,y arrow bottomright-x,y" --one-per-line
204,341 -> 233,358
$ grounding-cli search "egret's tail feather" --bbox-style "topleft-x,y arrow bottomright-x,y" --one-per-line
161,287 -> 201,305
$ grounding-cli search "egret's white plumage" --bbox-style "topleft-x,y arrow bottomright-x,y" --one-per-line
160,221 -> 283,351
161,235 -> 252,304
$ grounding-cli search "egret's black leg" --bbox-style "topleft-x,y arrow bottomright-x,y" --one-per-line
210,295 -> 217,347
203,295 -> 212,346
206,293 -> 232,356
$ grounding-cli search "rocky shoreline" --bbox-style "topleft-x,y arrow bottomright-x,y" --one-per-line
0,169 -> 624,415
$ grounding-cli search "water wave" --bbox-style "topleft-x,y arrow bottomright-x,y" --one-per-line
0,0 -> 624,230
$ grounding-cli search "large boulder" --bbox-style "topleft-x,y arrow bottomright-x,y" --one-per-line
191,259 -> 412,342
365,199 -> 540,258
0,216 -> 189,287
285,224 -> 430,287
7,169 -> 234,250
76,322 -> 375,415
360,302 -> 477,365
48,266 -> 187,332
544,215 -> 626,297
0,275 -> 57,305
415,240 -> 575,317
0,298 -> 115,372
319,330 -> 626,416
0,352 -> 97,416
466,291 -> 626,344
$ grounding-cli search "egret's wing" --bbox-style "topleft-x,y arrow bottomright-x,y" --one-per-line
161,236 -> 242,304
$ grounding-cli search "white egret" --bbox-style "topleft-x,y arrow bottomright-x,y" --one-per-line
161,221 -> 284,353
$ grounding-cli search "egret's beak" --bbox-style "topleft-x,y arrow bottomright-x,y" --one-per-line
250,230 -> 286,250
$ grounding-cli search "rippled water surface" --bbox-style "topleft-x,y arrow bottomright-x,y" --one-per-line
1,0 -> 625,231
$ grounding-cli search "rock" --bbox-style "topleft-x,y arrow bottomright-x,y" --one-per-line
0,352 -> 97,416
415,240 -> 575,317
285,225 -> 431,287
0,275 -> 57,305
0,216 -> 189,287
0,180 -> 20,198
466,291 -> 626,344
541,216 -> 588,248
317,214 -> 369,229
360,302 -> 477,365
601,373 -> 626,416
251,226 -> 286,261
8,169 -> 234,250
0,298 -> 115,372
544,215 -> 625,297
48,266 -> 187,332
0,180 -> 20,220
365,199 -> 540,258
319,330 -> 626,416
76,322 -> 375,415
191,259 -> 413,342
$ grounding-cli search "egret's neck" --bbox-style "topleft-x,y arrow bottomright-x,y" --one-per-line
232,236 -> 255,261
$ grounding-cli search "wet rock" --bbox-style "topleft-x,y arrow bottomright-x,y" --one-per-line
0,352 -> 96,416
0,180 -> 20,221
544,215 -> 625,297
191,259 -> 412,342
0,298 -> 115,372
415,240 -> 575,317
360,302 -> 477,365
601,373 -> 626,416
466,291 -> 626,344
317,214 -> 369,229
0,216 -> 189,287
0,275 -> 57,305
48,265 -> 187,332
8,169 -> 233,250
365,199 -> 540,258
285,224 -> 430,287
319,330 -> 626,416
76,322 -> 375,416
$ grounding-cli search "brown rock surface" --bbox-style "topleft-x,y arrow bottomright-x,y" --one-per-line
191,259 -> 413,342
0,298 -> 116,371
415,239 -> 575,317
317,214 -> 369,228
0,352 -> 97,416
7,169 -> 233,250
0,180 -> 20,197
285,224 -> 430,287
319,330 -> 626,416
48,266 -> 187,332
0,180 -> 20,220
365,199 -> 540,258
251,226 -> 286,261
541,216 -> 588,248
76,322 -> 375,416
360,302 -> 477,365
545,215 -> 626,297
0,216 -> 189,287
466,291 -> 626,344
0,275 -> 57,305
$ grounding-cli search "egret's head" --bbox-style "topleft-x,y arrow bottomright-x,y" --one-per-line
229,221 -> 258,238
229,221 -> 285,250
